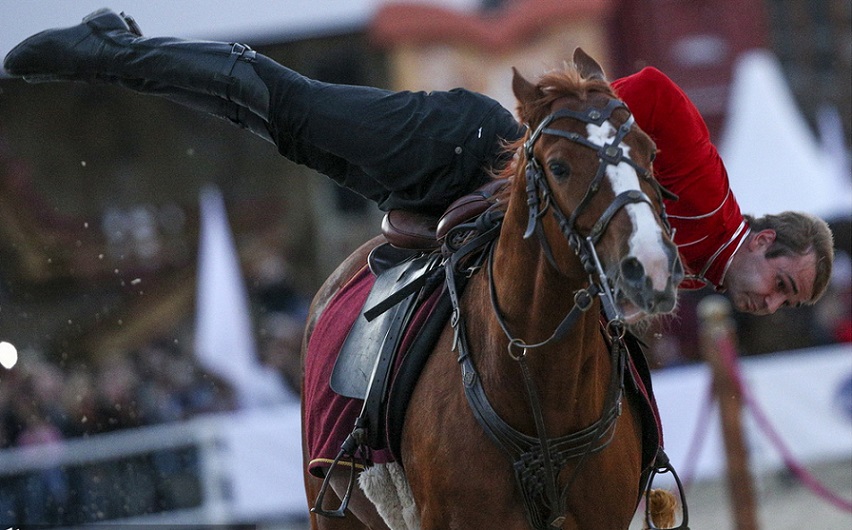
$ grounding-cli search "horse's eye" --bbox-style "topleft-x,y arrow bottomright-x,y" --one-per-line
547,160 -> 570,178
649,151 -> 657,163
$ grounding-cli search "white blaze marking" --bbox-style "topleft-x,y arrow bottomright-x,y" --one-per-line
586,122 -> 669,290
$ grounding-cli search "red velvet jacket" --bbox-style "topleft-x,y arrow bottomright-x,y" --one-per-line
612,68 -> 749,290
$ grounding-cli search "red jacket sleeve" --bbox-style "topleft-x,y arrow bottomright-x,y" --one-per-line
612,68 -> 747,288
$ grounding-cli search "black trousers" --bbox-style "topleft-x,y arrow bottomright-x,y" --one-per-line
254,55 -> 524,214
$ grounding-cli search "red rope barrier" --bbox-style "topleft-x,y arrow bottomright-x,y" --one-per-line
679,381 -> 716,490
714,333 -> 852,513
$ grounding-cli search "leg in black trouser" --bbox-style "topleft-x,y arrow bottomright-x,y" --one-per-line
3,8 -> 523,213
255,54 -> 521,212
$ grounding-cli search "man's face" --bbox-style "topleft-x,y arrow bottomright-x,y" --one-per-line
724,229 -> 816,315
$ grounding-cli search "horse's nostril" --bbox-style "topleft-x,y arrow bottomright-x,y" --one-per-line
620,257 -> 645,284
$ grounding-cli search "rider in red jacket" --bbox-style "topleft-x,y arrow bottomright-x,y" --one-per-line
3,8 -> 833,314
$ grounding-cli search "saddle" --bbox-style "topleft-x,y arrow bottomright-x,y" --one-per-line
328,179 -> 507,450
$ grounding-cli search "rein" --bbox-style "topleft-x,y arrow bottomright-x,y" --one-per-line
446,97 -> 674,529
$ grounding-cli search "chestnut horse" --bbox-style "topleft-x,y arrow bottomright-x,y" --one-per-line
302,49 -> 683,530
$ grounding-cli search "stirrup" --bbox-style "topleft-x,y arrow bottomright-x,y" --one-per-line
311,422 -> 368,518
643,448 -> 690,529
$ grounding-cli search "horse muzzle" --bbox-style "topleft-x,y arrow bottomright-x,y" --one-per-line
616,246 -> 683,316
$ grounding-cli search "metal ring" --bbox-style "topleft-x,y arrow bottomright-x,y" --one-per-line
606,319 -> 626,341
507,338 -> 528,361
574,289 -> 593,311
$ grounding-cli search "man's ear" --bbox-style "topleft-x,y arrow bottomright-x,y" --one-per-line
750,229 -> 777,251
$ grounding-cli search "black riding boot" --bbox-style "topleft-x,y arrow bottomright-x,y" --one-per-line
3,8 -> 273,142
4,9 -> 522,213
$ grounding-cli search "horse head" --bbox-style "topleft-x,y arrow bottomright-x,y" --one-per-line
510,48 -> 684,321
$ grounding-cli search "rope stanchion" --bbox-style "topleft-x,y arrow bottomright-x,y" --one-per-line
697,294 -> 852,515
711,312 -> 852,513
698,295 -> 759,530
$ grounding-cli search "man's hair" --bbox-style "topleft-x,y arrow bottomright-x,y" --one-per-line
744,211 -> 835,303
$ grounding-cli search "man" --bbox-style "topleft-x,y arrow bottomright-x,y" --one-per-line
3,8 -> 834,314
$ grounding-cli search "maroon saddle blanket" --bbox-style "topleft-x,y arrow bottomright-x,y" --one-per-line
304,264 -> 443,477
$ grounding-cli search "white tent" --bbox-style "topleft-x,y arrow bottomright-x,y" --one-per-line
194,185 -> 292,408
719,49 -> 852,220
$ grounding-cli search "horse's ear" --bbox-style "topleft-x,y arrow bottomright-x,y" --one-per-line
512,67 -> 540,121
573,47 -> 607,81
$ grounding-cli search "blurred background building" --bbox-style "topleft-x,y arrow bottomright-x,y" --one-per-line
0,0 -> 849,526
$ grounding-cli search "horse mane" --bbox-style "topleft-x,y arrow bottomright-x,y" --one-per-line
489,65 -> 618,204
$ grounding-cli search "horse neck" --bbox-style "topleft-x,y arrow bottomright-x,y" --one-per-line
466,194 -> 613,432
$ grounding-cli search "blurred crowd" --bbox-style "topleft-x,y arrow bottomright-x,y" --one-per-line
0,339 -> 237,450
0,338 -> 239,524
0,226 -> 312,524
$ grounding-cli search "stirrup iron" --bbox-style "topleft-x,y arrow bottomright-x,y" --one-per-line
643,448 -> 690,529
311,423 -> 367,518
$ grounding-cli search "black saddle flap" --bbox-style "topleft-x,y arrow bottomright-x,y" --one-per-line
330,251 -> 435,399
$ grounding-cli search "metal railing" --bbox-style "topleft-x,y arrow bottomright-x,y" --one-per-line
0,404 -> 306,526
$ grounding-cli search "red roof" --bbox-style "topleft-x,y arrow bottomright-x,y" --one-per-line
369,0 -> 612,52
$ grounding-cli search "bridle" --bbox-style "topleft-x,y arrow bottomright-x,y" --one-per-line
446,96 -> 682,529
522,97 -> 676,318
